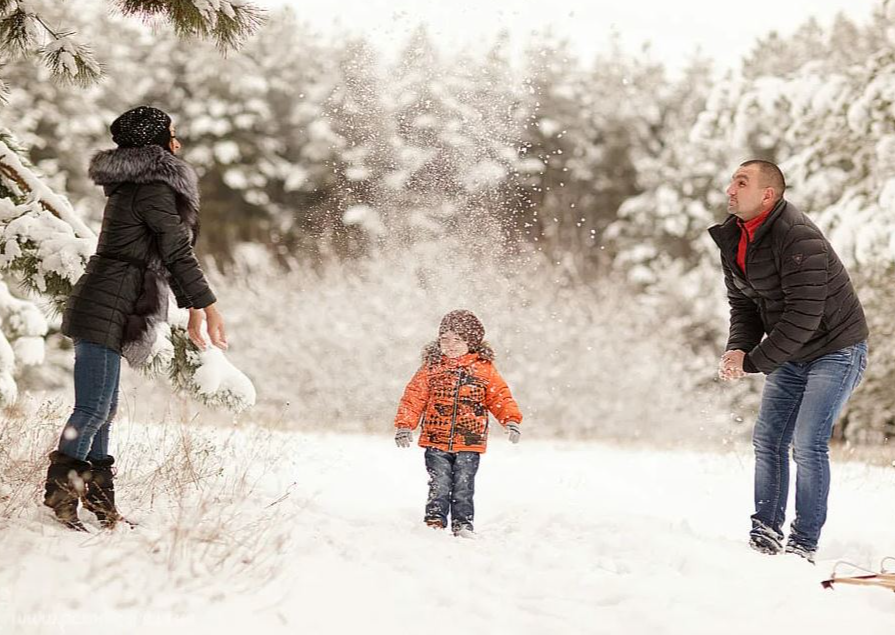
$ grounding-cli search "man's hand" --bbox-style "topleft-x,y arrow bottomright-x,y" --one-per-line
719,350 -> 747,381
506,422 -> 521,444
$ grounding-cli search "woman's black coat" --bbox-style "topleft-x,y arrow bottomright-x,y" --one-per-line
62,145 -> 216,364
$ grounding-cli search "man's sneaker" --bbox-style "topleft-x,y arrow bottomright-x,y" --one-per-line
749,534 -> 782,555
749,521 -> 783,555
424,518 -> 445,530
785,541 -> 816,564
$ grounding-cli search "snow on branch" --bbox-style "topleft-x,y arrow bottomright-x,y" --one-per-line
0,133 -> 95,310
114,0 -> 265,51
41,33 -> 102,86
0,134 -> 94,239
0,4 -> 40,56
168,318 -> 256,413
0,1 -> 263,98
0,3 -> 102,93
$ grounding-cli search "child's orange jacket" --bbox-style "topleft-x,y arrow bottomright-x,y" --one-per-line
394,342 -> 522,453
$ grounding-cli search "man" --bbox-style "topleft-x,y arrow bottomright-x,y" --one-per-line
709,160 -> 868,563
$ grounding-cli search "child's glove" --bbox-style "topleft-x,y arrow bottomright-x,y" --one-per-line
395,428 -> 414,448
506,422 -> 521,444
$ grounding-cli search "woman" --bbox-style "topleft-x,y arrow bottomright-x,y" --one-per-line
44,105 -> 227,530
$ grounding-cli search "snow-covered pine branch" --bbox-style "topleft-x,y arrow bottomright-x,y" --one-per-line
0,0 -> 263,98
0,2 -> 41,56
113,0 -> 265,51
0,278 -> 47,404
167,317 -> 256,414
0,2 -> 102,95
124,308 -> 257,414
0,130 -> 94,310
41,33 -> 102,86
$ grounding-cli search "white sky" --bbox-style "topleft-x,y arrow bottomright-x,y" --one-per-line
266,0 -> 882,73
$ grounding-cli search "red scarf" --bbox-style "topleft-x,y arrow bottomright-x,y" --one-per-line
736,207 -> 773,274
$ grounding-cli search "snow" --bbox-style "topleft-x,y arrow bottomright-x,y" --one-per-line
2,422 -> 894,634
12,337 -> 44,366
0,156 -> 96,294
0,370 -> 16,404
191,346 -> 257,409
888,0 -> 895,44
214,140 -> 241,164
0,327 -> 15,402
461,159 -> 507,192
342,204 -> 386,236
283,165 -> 309,191
139,320 -> 175,374
0,203 -> 96,294
165,310 -> 257,412
0,281 -> 47,339
0,139 -> 94,240
223,167 -> 248,189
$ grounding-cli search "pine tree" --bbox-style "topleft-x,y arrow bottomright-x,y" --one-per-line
324,36 -> 395,258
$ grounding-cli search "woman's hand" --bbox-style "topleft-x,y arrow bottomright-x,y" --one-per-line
187,304 -> 228,350
204,303 -> 228,350
187,307 -> 208,350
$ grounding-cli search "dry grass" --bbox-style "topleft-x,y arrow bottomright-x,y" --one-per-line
0,397 -> 297,595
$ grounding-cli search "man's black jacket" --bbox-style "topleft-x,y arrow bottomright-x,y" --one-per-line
709,199 -> 868,374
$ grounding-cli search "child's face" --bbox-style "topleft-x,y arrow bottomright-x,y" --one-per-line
439,330 -> 469,358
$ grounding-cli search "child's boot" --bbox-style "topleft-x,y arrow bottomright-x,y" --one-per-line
452,522 -> 475,539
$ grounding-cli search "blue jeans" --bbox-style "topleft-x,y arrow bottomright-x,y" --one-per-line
57,341 -> 121,462
751,341 -> 867,552
424,447 -> 481,531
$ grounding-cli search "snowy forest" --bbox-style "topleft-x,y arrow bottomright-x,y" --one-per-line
1,0 -> 895,446
3,1 -> 895,633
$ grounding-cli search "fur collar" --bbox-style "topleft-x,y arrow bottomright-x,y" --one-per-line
422,341 -> 495,365
89,145 -> 200,216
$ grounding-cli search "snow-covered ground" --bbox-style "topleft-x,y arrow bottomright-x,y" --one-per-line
2,420 -> 894,634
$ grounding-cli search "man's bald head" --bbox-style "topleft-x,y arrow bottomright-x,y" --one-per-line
740,160 -> 786,202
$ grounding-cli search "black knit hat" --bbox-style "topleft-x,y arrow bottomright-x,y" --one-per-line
439,310 -> 485,349
110,106 -> 172,149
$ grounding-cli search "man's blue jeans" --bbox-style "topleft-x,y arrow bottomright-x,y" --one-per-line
751,341 -> 867,552
57,341 -> 121,462
424,447 -> 481,531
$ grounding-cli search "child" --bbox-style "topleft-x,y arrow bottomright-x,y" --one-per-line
394,309 -> 522,536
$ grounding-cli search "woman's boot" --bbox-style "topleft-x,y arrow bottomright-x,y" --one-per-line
43,450 -> 91,531
83,455 -> 125,528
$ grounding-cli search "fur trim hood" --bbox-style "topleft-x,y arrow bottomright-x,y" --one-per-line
89,145 -> 200,218
422,340 -> 495,365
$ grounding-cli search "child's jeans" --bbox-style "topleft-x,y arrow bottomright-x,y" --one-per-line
424,447 -> 481,531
